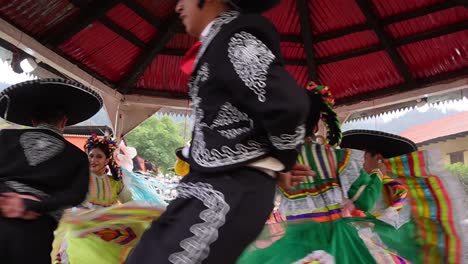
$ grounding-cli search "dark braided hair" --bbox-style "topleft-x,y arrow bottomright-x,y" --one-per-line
305,82 -> 342,147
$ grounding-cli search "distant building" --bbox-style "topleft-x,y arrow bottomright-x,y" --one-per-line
400,112 -> 468,165
64,126 -> 113,150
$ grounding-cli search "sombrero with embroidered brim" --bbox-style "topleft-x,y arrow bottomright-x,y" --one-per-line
340,129 -> 417,158
227,0 -> 280,13
0,78 -> 102,127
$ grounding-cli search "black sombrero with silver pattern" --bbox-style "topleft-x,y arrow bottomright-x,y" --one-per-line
0,78 -> 103,126
340,129 -> 417,158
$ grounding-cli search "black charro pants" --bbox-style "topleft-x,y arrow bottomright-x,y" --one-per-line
0,215 -> 56,264
126,167 -> 276,264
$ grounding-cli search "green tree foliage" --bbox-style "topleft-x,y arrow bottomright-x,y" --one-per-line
125,116 -> 185,173
177,119 -> 192,143
445,162 -> 468,192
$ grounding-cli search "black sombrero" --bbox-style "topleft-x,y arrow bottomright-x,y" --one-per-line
340,129 -> 417,158
228,0 -> 280,13
0,78 -> 103,126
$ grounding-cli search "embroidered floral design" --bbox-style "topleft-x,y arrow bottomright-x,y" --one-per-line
228,31 -> 276,102
269,125 -> 305,150
168,182 -> 230,264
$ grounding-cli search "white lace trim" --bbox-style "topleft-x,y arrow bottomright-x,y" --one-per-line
338,149 -> 365,201
20,131 -> 65,166
375,201 -> 411,229
352,223 -> 402,263
269,125 -> 305,150
228,31 -> 276,102
168,182 -> 230,264
278,186 -> 343,217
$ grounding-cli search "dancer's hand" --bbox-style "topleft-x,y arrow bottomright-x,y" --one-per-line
21,211 -> 40,220
278,164 -> 315,189
0,193 -> 40,219
364,153 -> 387,176
18,194 -> 41,219
290,164 -> 315,178
0,192 -> 26,218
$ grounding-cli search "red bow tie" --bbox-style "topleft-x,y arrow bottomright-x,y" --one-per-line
181,41 -> 202,75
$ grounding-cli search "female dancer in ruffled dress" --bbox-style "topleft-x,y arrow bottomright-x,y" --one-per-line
238,82 -> 465,263
53,135 -> 165,264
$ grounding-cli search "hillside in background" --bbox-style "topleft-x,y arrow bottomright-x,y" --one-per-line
343,107 -> 466,135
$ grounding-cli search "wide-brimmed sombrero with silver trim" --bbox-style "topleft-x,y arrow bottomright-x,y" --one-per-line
340,129 -> 417,158
227,0 -> 280,13
0,78 -> 103,126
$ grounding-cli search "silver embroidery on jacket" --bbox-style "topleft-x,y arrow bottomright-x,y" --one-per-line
5,181 -> 48,197
210,103 -> 251,129
218,128 -> 251,139
20,132 -> 65,166
194,11 -> 240,70
168,182 -> 230,264
269,125 -> 306,150
5,181 -> 63,221
192,108 -> 268,167
189,64 -> 269,167
228,31 -> 276,102
210,102 -> 253,139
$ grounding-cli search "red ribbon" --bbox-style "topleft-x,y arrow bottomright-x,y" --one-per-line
180,41 -> 202,75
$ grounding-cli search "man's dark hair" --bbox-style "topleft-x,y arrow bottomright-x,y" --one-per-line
198,0 -> 236,9
31,106 -> 66,125
145,161 -> 154,171
364,148 -> 380,157
132,156 -> 142,172
305,93 -> 321,137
